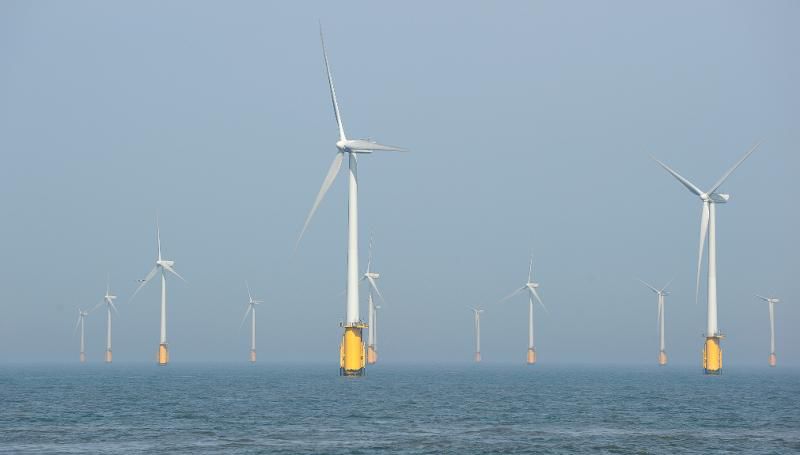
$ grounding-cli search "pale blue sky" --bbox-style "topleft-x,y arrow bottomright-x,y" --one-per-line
0,1 -> 797,365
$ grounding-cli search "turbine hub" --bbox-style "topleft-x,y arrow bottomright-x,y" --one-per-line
336,140 -> 347,151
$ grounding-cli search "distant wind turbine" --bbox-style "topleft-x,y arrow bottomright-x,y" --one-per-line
498,254 -> 547,365
471,307 -> 484,363
91,277 -> 118,363
755,295 -> 781,367
653,141 -> 760,374
130,219 -> 185,366
73,308 -> 89,363
297,26 -> 407,376
362,236 -> 386,364
240,281 -> 263,363
639,279 -> 671,366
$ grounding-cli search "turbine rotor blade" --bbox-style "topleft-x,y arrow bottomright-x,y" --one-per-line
638,279 -> 660,294
696,202 -> 710,306
320,24 -> 346,141
129,266 -> 158,303
755,294 -> 770,302
529,287 -> 548,313
652,156 -> 703,197
162,264 -> 186,283
246,280 -> 253,303
707,141 -> 761,195
296,152 -> 344,247
108,300 -> 120,315
497,287 -> 526,304
73,314 -> 81,335
366,275 -> 386,305
239,305 -> 252,329
345,140 -> 407,152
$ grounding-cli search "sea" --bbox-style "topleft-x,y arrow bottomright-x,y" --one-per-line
1,363 -> 798,454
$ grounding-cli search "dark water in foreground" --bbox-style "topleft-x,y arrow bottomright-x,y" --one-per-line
1,364 -> 798,454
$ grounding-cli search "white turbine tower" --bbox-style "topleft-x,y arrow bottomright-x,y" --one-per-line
653,142 -> 760,374
91,277 -> 119,363
498,255 -> 547,365
130,220 -> 185,366
471,307 -> 484,363
240,281 -> 263,363
362,236 -> 386,365
73,308 -> 89,363
755,295 -> 780,367
639,279 -> 671,366
297,26 -> 406,377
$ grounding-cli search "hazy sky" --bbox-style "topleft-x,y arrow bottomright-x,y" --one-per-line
1,1 -> 797,366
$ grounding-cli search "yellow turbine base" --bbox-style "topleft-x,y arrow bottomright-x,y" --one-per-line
474,352 -> 481,363
105,350 -> 112,363
157,343 -> 169,366
702,337 -> 722,374
340,326 -> 366,376
527,348 -> 537,365
367,345 -> 377,364
250,350 -> 256,363
658,350 -> 667,366
769,353 -> 777,367
80,352 -> 86,363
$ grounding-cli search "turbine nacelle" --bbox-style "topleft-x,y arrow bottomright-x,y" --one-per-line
526,282 -> 539,289
708,193 -> 730,204
156,260 -> 175,268
364,272 -> 380,280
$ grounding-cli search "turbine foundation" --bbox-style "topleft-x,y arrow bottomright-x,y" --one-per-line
105,349 -> 112,363
367,344 -> 377,365
157,343 -> 169,366
250,349 -> 256,363
79,352 -> 86,363
702,336 -> 722,375
474,352 -> 481,363
339,323 -> 366,376
527,348 -> 537,365
768,353 -> 777,367
658,350 -> 667,366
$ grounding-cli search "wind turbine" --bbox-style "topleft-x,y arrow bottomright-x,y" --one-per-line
130,219 -> 185,366
240,281 -> 263,363
653,142 -> 760,374
91,277 -> 118,363
297,26 -> 407,377
471,307 -> 484,363
639,279 -> 671,366
755,295 -> 780,367
362,236 -> 386,365
498,255 -> 547,365
73,308 -> 89,363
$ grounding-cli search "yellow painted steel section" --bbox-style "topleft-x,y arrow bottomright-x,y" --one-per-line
250,350 -> 256,363
474,352 -> 481,363
769,353 -> 777,367
702,337 -> 721,374
342,327 -> 365,374
158,343 -> 169,366
527,348 -> 536,365
105,350 -> 112,363
658,350 -> 667,366
79,353 -> 86,363
367,345 -> 377,364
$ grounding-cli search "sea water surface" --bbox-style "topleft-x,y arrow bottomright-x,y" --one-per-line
1,364 -> 798,454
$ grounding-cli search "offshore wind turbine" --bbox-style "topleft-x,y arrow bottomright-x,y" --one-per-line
654,141 -> 759,374
91,278 -> 118,363
297,27 -> 407,376
498,255 -> 547,365
755,295 -> 780,367
362,236 -> 386,364
639,279 -> 671,366
73,309 -> 89,363
240,281 -> 263,363
471,307 -> 484,363
130,220 -> 186,366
